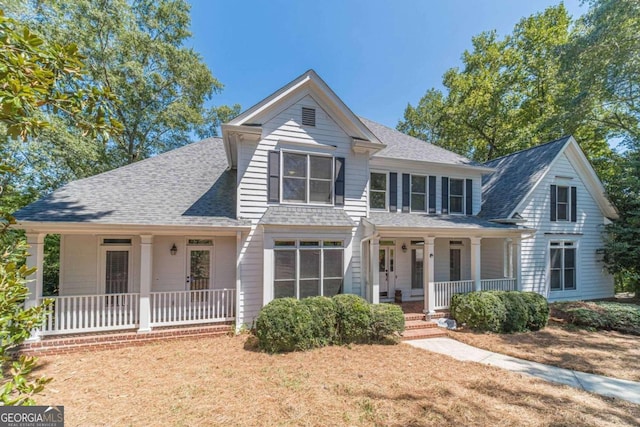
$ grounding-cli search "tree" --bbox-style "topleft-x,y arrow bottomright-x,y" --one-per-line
16,0 -> 234,167
1,11 -> 117,405
398,4 -> 614,175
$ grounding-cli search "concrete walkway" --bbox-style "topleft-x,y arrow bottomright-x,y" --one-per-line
406,337 -> 640,405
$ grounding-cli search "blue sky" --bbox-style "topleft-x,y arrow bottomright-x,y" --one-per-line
188,0 -> 586,129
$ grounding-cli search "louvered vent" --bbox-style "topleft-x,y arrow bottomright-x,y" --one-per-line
301,107 -> 316,126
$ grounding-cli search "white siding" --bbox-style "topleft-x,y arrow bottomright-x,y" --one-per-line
60,235 -> 98,296
236,94 -> 369,324
481,238 -> 505,279
519,152 -> 614,300
152,236 -> 186,292
214,236 -> 236,289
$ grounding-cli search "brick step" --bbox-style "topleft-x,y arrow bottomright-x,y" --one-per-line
401,327 -> 448,340
404,320 -> 438,330
404,312 -> 450,322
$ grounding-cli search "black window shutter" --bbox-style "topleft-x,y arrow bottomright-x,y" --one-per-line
268,151 -> 280,202
402,173 -> 410,212
571,186 -> 577,222
442,177 -> 449,214
465,179 -> 473,215
389,173 -> 397,212
334,157 -> 345,206
428,176 -> 436,214
550,185 -> 557,222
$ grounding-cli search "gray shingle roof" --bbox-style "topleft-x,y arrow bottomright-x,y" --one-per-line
360,117 -> 482,167
480,136 -> 570,220
260,206 -> 356,227
366,212 -> 520,230
14,138 -> 250,228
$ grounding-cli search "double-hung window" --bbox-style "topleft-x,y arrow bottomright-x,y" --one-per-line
370,172 -> 387,210
549,241 -> 576,291
556,186 -> 570,221
282,152 -> 333,204
273,240 -> 344,299
449,178 -> 464,214
411,175 -> 427,212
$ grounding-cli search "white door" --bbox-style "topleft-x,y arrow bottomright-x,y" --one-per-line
378,246 -> 395,297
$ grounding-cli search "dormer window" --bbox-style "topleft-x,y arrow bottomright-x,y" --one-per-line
301,107 -> 316,127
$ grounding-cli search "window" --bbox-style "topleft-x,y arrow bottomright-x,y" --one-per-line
282,152 -> 333,204
274,240 -> 344,299
550,241 -> 576,291
551,185 -> 576,222
370,172 -> 387,209
411,175 -> 427,212
449,178 -> 464,214
411,247 -> 424,289
556,186 -> 569,221
301,107 -> 316,126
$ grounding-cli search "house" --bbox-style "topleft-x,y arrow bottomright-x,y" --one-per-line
13,70 -> 617,338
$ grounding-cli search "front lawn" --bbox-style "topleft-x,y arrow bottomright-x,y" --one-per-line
449,302 -> 640,381
34,334 -> 639,426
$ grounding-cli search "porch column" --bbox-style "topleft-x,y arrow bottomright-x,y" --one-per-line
424,237 -> 435,315
513,237 -> 522,291
471,237 -> 482,292
25,233 -> 45,310
235,230 -> 243,333
138,235 -> 153,333
370,237 -> 380,304
25,233 -> 45,341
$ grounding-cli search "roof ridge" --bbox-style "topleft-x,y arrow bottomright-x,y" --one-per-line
484,135 -> 571,164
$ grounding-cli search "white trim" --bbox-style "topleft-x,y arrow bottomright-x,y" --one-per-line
185,237 -> 216,292
546,238 -> 580,295
279,150 -> 335,206
409,174 -> 428,213
99,243 -> 134,295
448,177 -> 466,215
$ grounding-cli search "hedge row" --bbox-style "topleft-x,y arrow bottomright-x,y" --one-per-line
450,291 -> 549,333
552,301 -> 640,335
255,295 -> 405,353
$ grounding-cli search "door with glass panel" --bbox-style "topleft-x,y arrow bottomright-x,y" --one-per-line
187,247 -> 211,303
378,242 -> 395,298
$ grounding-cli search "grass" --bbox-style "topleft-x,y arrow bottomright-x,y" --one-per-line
449,313 -> 640,382
33,334 -> 640,426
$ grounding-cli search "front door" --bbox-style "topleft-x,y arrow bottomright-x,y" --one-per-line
378,245 -> 395,297
187,248 -> 211,302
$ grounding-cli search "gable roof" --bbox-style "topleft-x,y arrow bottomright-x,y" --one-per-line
13,138 -> 250,229
480,136 -> 570,220
480,136 -> 618,220
362,117 -> 486,169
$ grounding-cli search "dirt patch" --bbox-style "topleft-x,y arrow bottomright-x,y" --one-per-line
450,319 -> 640,381
33,334 -> 640,426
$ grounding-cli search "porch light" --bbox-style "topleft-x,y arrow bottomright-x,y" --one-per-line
401,243 -> 407,253
170,244 -> 178,256
430,253 -> 434,258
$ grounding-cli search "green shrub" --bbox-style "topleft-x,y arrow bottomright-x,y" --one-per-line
520,292 -> 549,330
553,301 -> 640,335
370,303 -> 405,341
494,291 -> 529,333
301,296 -> 337,346
333,294 -> 372,344
255,298 -> 314,353
450,292 -> 506,333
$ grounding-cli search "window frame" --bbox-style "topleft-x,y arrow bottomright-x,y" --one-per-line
273,240 -> 345,300
410,174 -> 428,212
555,185 -> 571,222
280,150 -> 335,205
369,171 -> 388,211
549,240 -> 577,292
449,178 -> 465,215
99,237 -> 133,295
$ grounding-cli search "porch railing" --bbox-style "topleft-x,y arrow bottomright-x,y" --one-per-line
480,278 -> 517,291
41,293 -> 140,336
150,289 -> 235,327
433,280 -> 474,309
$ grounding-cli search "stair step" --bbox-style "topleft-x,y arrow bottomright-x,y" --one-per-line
401,327 -> 448,340
404,320 -> 438,330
